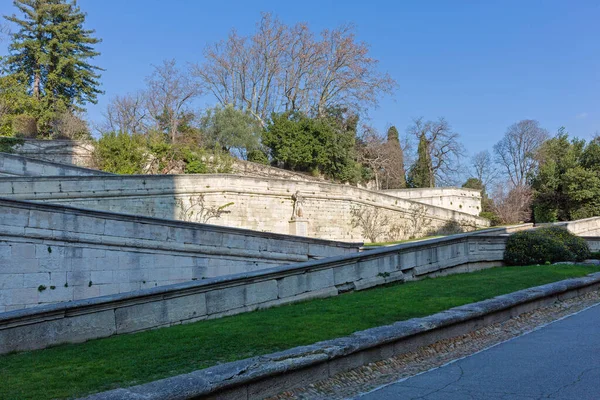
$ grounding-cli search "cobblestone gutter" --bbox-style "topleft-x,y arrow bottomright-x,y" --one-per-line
82,272 -> 600,400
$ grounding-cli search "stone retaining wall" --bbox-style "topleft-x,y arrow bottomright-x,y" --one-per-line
0,199 -> 359,312
0,152 -> 111,177
382,187 -> 482,216
11,139 -> 96,168
0,233 -> 506,354
556,217 -> 600,237
0,174 -> 489,242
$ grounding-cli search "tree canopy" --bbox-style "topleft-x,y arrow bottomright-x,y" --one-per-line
531,131 -> 600,222
262,110 -> 360,182
3,0 -> 102,136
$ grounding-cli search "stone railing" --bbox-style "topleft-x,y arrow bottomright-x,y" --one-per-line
0,232 -> 506,354
0,198 -> 360,312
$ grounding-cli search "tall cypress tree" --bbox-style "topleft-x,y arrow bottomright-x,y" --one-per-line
4,0 -> 102,134
407,133 -> 434,188
385,125 -> 406,188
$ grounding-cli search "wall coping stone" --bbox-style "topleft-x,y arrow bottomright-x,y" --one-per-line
81,272 -> 600,400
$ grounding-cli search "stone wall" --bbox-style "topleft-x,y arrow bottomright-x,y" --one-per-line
557,217 -> 600,237
0,199 -> 359,312
0,232 -> 507,354
0,174 -> 490,242
0,152 -> 111,177
12,139 -> 96,168
382,187 -> 482,216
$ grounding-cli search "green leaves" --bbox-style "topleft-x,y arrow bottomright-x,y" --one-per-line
200,104 -> 261,156
262,111 -> 360,182
407,134 -> 433,188
504,226 -> 591,266
3,0 -> 102,136
531,133 -> 600,222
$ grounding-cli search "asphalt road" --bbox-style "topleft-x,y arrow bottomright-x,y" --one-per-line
357,303 -> 600,400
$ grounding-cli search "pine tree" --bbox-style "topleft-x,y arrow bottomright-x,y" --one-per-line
407,133 -> 434,188
4,0 -> 102,135
385,125 -> 406,188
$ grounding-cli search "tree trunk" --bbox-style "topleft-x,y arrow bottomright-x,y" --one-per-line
33,72 -> 40,100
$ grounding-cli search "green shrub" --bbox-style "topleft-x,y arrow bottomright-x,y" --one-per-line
590,251 -> 600,260
541,226 -> 590,261
480,211 -> 502,226
0,137 -> 24,153
247,149 -> 269,165
184,160 -> 208,174
504,226 -> 590,266
94,132 -> 147,174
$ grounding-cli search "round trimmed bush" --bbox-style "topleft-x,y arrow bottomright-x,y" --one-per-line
504,226 -> 590,266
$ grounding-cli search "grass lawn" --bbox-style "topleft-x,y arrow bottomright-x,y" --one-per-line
2,264 -> 600,400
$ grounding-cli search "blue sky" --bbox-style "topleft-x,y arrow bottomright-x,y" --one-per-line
1,0 -> 599,156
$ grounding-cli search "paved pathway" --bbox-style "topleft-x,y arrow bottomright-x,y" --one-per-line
358,304 -> 600,400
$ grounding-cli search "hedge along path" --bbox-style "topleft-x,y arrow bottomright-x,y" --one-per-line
3,264 -> 600,400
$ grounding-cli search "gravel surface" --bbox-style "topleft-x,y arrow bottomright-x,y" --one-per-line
268,290 -> 600,400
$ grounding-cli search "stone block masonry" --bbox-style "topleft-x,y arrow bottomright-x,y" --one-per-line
0,232 -> 507,354
382,187 -> 483,216
0,152 -> 112,177
10,139 -> 96,168
0,199 -> 360,312
0,174 -> 490,242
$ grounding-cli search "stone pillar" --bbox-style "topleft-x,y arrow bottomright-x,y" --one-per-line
289,219 -> 309,237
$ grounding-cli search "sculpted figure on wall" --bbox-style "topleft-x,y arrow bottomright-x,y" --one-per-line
291,191 -> 305,220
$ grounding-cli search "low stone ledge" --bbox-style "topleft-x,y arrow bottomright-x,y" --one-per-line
81,272 -> 600,400
0,233 -> 508,353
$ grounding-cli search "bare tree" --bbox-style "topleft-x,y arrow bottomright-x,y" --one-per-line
493,120 -> 549,189
471,150 -> 498,191
194,15 -> 288,126
405,203 -> 432,239
356,126 -> 391,190
491,182 -> 533,224
192,13 -> 396,124
102,92 -> 149,135
146,59 -> 202,142
350,205 -> 390,242
407,117 -> 465,186
356,125 -> 406,190
52,111 -> 90,139
312,24 -> 396,117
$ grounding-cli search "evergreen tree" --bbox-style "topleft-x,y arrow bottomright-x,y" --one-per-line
385,125 -> 406,188
386,125 -> 399,142
4,0 -> 102,135
407,133 -> 433,188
